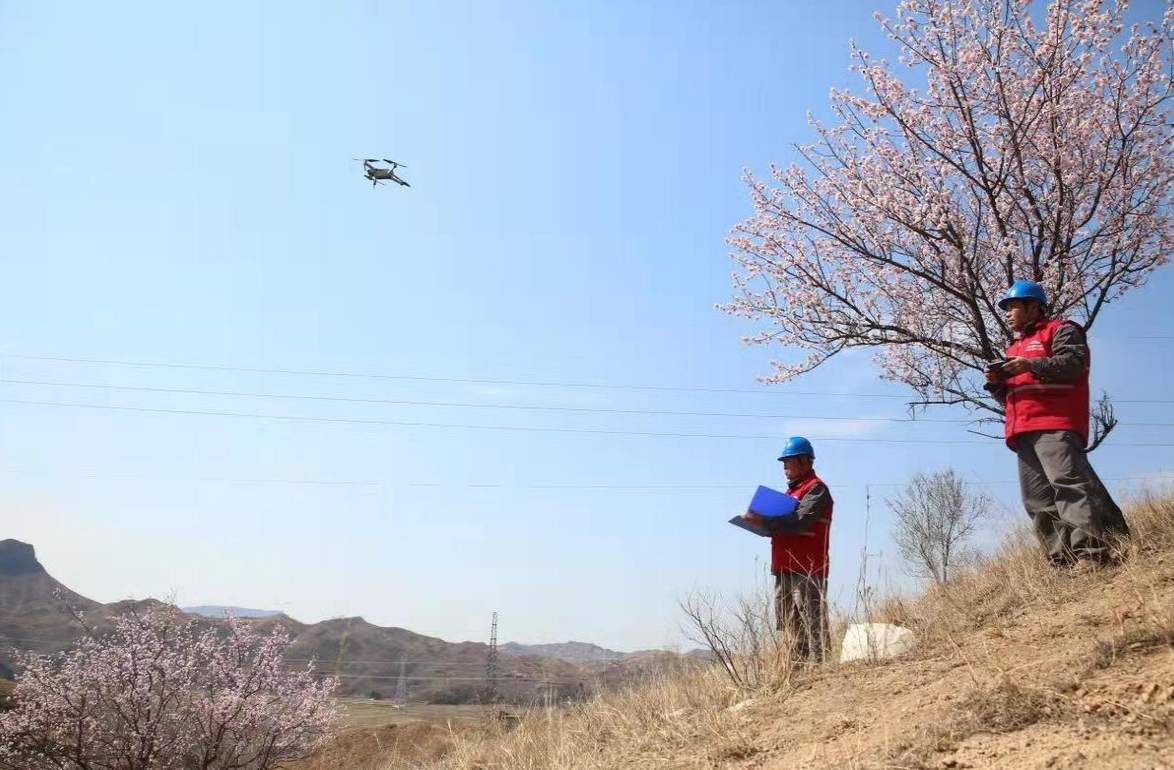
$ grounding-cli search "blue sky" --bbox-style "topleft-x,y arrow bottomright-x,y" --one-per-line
2,0 -> 1173,652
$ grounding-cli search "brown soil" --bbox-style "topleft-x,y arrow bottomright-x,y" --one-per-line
720,543 -> 1174,769
293,721 -> 459,770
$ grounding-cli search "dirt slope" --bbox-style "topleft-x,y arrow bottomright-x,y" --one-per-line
396,492 -> 1173,770
742,554 -> 1173,769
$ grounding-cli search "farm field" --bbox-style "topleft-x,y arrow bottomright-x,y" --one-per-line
339,699 -> 502,729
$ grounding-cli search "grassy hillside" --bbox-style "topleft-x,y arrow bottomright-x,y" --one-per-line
312,489 -> 1174,770
0,544 -> 676,706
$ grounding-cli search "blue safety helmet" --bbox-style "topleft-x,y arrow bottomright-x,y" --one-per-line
777,436 -> 815,461
998,280 -> 1048,310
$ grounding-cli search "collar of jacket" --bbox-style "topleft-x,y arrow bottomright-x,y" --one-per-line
1015,316 -> 1051,338
787,471 -> 816,491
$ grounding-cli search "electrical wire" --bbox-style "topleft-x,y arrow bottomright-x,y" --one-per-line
5,377 -> 1174,426
0,398 -> 1003,444
7,398 -> 1174,446
1,354 -> 909,397
0,378 -> 973,423
4,352 -> 1174,404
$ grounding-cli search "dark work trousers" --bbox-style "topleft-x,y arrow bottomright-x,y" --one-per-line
774,571 -> 828,663
1016,429 -> 1117,564
1088,463 -> 1132,541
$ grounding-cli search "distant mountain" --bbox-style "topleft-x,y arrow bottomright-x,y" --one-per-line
0,538 -> 695,704
0,539 -> 99,613
501,641 -> 626,662
183,605 -> 284,619
0,539 -> 102,658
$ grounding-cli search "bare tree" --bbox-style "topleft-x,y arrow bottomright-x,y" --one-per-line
887,468 -> 992,584
678,587 -> 794,692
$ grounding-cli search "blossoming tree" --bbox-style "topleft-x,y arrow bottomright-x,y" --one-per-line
726,0 -> 1174,447
0,606 -> 339,770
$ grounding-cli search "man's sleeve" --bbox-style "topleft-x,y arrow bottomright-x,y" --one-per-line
760,483 -> 831,535
983,380 -> 1007,404
1031,323 -> 1088,381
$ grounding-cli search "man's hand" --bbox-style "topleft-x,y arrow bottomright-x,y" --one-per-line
1001,357 -> 1034,376
983,367 -> 1000,384
741,511 -> 764,527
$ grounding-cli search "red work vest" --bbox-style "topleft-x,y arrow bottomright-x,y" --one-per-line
1003,319 -> 1090,449
771,473 -> 833,577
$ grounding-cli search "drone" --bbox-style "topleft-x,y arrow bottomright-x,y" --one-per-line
354,158 -> 410,187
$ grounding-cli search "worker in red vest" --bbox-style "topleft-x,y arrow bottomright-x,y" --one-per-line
741,437 -> 833,662
984,280 -> 1129,568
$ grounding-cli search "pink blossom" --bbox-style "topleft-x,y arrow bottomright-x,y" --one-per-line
725,0 -> 1174,419
0,606 -> 340,770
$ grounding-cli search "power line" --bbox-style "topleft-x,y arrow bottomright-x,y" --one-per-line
326,673 -> 571,683
6,377 -> 1174,424
7,398 -> 1174,446
4,353 -> 1173,404
0,354 -> 926,399
1,467 -> 1170,491
286,659 -> 517,668
0,637 -> 623,676
324,672 -> 589,686
0,378 -> 973,423
0,398 -> 1000,444
0,641 -> 589,685
8,652 -> 584,686
863,474 -> 1174,488
0,634 -> 608,668
0,469 -> 738,489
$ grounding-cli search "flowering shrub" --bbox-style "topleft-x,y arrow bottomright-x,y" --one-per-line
0,606 -> 339,769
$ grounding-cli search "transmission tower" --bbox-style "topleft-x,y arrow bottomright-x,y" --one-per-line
485,611 -> 499,703
393,658 -> 407,704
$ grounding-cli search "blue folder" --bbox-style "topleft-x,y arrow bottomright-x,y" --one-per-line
748,485 -> 798,518
728,515 -> 771,537
728,486 -> 799,537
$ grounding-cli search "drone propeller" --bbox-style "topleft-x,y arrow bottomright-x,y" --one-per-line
382,159 -> 406,167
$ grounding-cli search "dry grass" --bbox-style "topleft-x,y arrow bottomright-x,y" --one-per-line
874,488 -> 1174,767
869,486 -> 1174,648
288,704 -> 501,770
290,721 -> 459,770
307,489 -> 1174,770
417,663 -> 765,770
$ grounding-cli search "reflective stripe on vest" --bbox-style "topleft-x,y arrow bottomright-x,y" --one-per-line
1006,383 -> 1076,393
